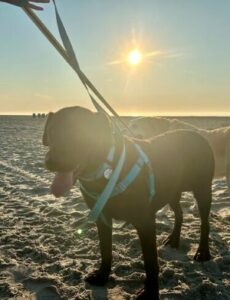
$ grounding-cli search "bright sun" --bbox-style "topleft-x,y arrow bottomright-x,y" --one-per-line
127,49 -> 143,65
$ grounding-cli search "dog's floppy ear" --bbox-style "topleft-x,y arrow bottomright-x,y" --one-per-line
42,112 -> 54,146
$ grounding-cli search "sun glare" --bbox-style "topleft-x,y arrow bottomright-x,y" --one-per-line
127,50 -> 143,65
108,45 -> 165,67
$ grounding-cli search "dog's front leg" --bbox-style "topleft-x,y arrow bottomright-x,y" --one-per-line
85,217 -> 112,286
135,220 -> 159,300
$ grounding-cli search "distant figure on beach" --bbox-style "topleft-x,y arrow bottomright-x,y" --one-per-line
0,0 -> 49,10
32,113 -> 46,118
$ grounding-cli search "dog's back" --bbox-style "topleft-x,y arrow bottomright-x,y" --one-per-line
128,116 -> 201,138
129,116 -> 230,183
142,130 -> 214,209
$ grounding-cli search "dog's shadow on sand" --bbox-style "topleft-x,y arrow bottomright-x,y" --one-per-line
86,280 -> 128,300
86,283 -> 108,300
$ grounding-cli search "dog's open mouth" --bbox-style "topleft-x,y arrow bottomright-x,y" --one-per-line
51,168 -> 80,198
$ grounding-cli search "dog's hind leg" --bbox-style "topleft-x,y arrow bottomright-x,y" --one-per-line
193,185 -> 212,261
163,193 -> 183,248
85,217 -> 112,286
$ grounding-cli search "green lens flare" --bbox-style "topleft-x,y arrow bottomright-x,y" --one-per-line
77,229 -> 83,235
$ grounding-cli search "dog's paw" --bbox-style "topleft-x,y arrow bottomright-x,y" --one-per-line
136,287 -> 159,300
163,235 -> 180,248
85,270 -> 109,286
194,249 -> 211,261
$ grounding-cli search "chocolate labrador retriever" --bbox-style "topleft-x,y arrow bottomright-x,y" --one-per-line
43,106 -> 214,299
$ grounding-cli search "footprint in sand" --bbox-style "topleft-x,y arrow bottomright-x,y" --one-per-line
23,278 -> 61,300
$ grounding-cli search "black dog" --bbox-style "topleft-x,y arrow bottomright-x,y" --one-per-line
43,106 -> 214,299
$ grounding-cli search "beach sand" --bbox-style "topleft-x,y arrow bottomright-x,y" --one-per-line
0,116 -> 229,299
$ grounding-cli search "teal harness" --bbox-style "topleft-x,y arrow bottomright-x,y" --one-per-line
79,142 -> 155,224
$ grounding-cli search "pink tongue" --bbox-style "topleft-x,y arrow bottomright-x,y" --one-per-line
51,172 -> 74,198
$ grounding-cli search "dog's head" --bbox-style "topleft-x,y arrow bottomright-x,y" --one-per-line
43,106 -> 112,197
128,117 -> 170,139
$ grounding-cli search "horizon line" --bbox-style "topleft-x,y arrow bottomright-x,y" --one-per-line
1,113 -> 230,118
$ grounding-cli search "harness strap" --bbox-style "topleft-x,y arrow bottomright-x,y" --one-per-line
80,157 -> 143,198
80,143 -> 155,224
112,156 -> 144,196
87,145 -> 126,223
134,144 -> 155,201
79,146 -> 115,182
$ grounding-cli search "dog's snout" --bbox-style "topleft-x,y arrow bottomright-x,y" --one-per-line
45,150 -> 77,172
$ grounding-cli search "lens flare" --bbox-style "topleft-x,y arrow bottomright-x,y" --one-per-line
77,229 -> 83,235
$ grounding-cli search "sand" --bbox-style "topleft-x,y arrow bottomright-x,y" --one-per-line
0,116 -> 229,299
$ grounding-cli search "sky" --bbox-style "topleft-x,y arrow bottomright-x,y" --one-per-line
0,0 -> 230,116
